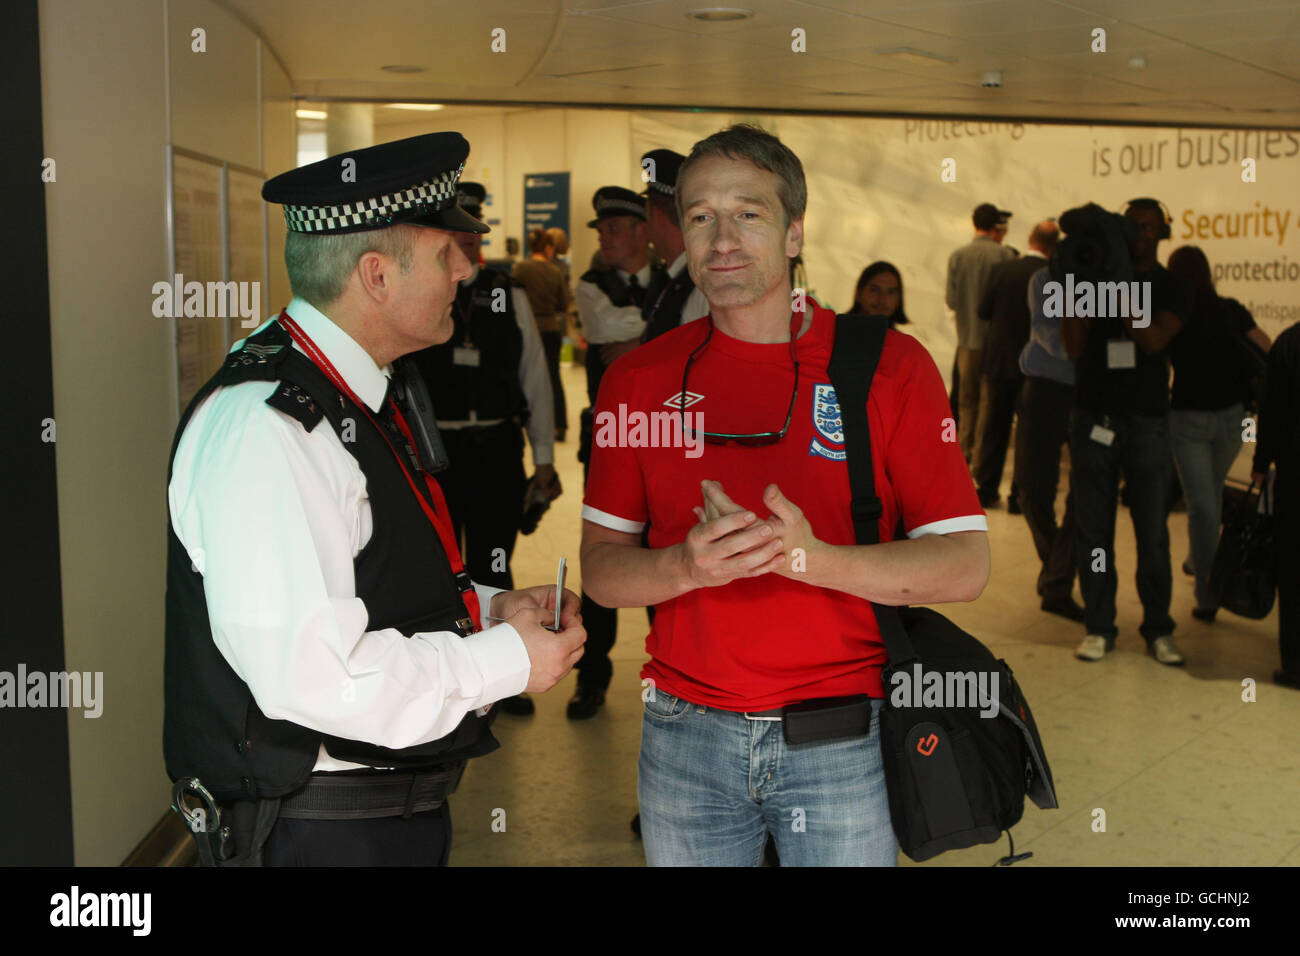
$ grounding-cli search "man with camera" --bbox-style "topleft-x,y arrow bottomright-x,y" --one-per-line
580,124 -> 989,866
1060,198 -> 1189,664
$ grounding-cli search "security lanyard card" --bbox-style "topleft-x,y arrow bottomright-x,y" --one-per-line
453,346 -> 481,367
1107,339 -> 1136,369
1090,424 -> 1116,446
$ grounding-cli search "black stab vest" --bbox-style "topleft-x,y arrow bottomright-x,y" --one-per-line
579,265 -> 638,310
408,269 -> 526,422
163,320 -> 498,803
641,264 -> 697,344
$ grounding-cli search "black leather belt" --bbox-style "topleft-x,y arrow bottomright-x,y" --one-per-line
277,764 -> 464,821
744,708 -> 785,719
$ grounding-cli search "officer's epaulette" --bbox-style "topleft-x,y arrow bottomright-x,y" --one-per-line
209,322 -> 326,432
213,321 -> 293,387
265,380 -> 325,431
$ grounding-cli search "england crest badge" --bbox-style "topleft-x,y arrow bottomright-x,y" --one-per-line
810,383 -> 846,460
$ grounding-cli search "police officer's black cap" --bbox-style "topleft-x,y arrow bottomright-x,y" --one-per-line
587,186 -> 646,228
996,209 -> 1013,224
457,181 -> 487,218
261,131 -> 489,236
640,149 -> 686,199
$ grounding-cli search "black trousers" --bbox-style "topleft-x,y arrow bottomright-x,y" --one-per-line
439,424 -> 527,591
540,329 -> 567,434
1013,376 -> 1077,602
262,805 -> 452,866
1278,468 -> 1299,676
974,372 -> 1024,500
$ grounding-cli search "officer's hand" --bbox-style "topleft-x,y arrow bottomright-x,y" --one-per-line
535,464 -> 562,501
511,607 -> 586,694
680,483 -> 785,590
493,584 -> 581,627
599,338 -> 640,365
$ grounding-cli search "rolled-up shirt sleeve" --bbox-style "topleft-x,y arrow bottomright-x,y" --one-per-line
168,386 -> 532,751
1028,266 -> 1068,360
576,278 -> 645,344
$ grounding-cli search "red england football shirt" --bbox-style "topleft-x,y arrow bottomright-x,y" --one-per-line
581,299 -> 986,711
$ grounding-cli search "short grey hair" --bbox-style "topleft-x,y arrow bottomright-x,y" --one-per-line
675,124 -> 807,227
284,225 -> 416,309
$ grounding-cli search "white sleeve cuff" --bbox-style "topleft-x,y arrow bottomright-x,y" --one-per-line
907,515 -> 989,538
462,622 -> 531,705
473,582 -> 506,620
581,504 -> 647,534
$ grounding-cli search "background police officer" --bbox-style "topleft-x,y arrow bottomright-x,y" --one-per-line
165,134 -> 584,866
639,149 -> 710,344
407,182 -> 561,716
571,186 -> 651,719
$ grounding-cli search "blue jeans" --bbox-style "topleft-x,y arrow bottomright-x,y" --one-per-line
1069,409 -> 1176,643
1169,405 -> 1245,608
638,691 -> 897,866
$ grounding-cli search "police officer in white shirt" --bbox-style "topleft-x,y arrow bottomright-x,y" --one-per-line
570,186 -> 651,719
164,132 -> 585,867
638,149 -> 710,344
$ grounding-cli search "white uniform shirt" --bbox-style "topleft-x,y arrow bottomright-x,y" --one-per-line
575,263 -> 652,344
434,265 -> 555,467
168,297 -> 532,773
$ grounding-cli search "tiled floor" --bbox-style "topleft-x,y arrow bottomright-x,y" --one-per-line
451,361 -> 1297,866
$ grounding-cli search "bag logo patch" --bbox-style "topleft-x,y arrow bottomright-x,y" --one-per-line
916,733 -> 939,756
810,383 -> 845,460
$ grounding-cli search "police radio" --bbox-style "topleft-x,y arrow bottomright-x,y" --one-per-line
391,356 -> 452,475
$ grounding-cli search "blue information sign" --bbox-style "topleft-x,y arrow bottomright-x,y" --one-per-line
523,172 -> 570,238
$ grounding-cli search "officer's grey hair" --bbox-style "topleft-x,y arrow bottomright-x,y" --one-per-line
675,124 -> 807,228
284,226 -> 415,308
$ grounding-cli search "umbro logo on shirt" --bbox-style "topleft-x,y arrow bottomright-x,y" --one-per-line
664,391 -> 704,408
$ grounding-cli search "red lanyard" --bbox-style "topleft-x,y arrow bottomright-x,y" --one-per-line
276,310 -> 481,633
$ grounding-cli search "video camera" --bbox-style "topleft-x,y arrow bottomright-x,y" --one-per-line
1048,202 -> 1140,286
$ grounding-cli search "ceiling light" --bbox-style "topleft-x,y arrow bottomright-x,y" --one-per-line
875,46 -> 957,66
295,109 -> 327,120
687,7 -> 753,21
381,64 -> 425,74
1128,54 -> 1148,69
386,103 -> 445,111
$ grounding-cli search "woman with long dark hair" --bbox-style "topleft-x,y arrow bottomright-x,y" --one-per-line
1165,245 -> 1272,621
850,261 -> 910,328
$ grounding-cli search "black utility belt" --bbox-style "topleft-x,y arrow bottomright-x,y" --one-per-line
745,694 -> 876,746
277,763 -> 466,821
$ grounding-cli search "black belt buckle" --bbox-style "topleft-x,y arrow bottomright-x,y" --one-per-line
782,695 -> 873,745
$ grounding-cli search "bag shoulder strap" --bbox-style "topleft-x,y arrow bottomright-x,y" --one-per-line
827,313 -> 917,665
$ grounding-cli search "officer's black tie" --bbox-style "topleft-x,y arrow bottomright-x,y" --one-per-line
626,272 -> 645,310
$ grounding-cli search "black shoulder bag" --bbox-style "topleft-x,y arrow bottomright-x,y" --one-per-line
828,313 -> 1059,865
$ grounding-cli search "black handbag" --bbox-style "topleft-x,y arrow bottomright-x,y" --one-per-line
1209,480 -> 1276,619
829,313 -> 1058,864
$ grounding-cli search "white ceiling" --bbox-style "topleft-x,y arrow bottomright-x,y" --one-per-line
223,0 -> 1300,126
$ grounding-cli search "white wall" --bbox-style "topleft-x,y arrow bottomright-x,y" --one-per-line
40,0 -> 294,865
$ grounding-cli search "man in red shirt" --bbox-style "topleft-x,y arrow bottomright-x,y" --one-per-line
580,124 -> 990,866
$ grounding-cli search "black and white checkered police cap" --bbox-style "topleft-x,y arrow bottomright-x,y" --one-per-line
262,131 -> 489,236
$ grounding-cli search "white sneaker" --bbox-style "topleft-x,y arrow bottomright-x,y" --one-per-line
1149,636 -> 1185,666
1076,635 -> 1110,661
